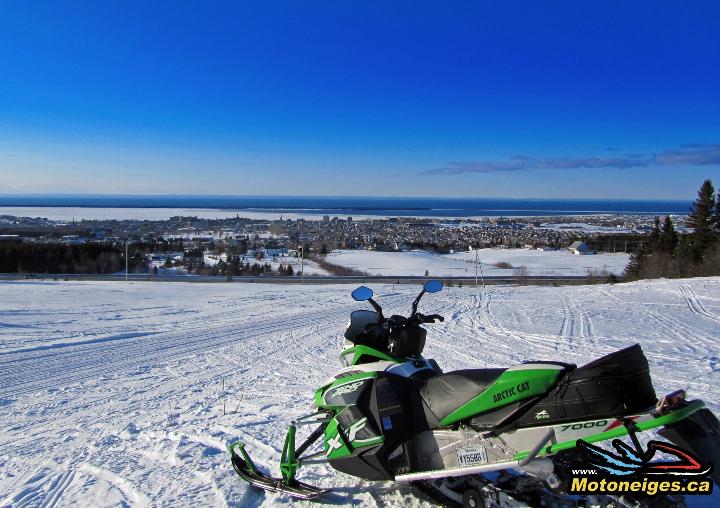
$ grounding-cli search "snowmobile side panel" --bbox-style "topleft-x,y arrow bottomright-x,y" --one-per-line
324,418 -> 353,460
340,345 -> 398,366
404,401 -> 703,480
399,431 -> 556,482
325,406 -> 384,460
329,443 -> 396,480
659,407 -> 720,485
440,367 -> 563,426
515,399 -> 705,460
315,371 -> 376,409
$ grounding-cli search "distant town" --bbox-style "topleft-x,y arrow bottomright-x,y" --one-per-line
0,212 -> 680,277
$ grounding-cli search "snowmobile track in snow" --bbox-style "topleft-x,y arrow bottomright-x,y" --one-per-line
680,284 -> 720,324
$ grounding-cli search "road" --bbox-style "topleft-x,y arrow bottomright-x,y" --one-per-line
0,273 -> 590,285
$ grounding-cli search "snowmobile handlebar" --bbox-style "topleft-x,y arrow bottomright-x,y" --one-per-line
350,282 -> 444,347
415,312 -> 445,324
385,312 -> 444,328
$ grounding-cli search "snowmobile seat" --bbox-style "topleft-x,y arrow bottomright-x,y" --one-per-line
417,369 -> 506,427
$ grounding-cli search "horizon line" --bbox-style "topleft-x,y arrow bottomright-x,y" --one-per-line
0,193 -> 694,203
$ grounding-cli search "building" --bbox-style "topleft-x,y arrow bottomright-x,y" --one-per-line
568,241 -> 594,255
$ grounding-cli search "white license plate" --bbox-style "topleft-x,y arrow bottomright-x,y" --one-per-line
456,446 -> 487,467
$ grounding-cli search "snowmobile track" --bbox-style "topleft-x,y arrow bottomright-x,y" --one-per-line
680,284 -> 720,324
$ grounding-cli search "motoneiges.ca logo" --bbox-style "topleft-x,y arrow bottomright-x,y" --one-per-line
568,439 -> 714,497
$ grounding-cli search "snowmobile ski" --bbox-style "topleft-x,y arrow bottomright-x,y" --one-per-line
229,442 -> 328,500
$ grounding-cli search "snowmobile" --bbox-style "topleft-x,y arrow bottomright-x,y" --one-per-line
228,280 -> 720,505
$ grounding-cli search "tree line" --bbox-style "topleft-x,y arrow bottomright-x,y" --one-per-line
0,241 -> 297,276
0,242 -> 126,274
624,179 -> 720,280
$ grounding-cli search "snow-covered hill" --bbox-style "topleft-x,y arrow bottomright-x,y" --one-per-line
1,279 -> 718,507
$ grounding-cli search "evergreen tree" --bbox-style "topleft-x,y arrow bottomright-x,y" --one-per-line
624,244 -> 647,280
659,216 -> 678,254
686,179 -> 716,258
649,216 -> 661,250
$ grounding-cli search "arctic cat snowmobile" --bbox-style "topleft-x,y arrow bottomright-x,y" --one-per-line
229,281 -> 720,505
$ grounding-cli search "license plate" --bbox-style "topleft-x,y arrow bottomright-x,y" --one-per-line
456,446 -> 487,467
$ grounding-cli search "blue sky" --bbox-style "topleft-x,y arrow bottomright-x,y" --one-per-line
0,1 -> 718,198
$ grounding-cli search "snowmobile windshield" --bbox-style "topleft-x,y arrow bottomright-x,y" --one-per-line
344,310 -> 380,341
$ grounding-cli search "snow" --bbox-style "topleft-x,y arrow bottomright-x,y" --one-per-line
235,255 -> 330,276
326,248 -> 631,277
0,207 -> 371,222
1,278 -> 719,507
151,253 -> 329,276
540,222 -> 634,234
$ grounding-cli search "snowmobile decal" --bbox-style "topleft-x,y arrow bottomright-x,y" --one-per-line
559,419 -> 609,433
326,432 -> 343,456
535,410 -> 550,420
316,371 -> 375,408
331,381 -> 365,397
440,368 -> 562,426
324,417 -> 383,458
347,418 -> 368,442
322,377 -> 373,407
578,438 -> 713,477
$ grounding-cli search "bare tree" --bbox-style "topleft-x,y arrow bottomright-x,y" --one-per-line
513,265 -> 528,286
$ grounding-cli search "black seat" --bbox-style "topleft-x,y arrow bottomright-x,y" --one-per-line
417,369 -> 506,427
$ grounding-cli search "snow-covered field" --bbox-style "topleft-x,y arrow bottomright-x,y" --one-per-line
1,278 -> 719,507
326,248 -> 630,277
200,254 -> 330,276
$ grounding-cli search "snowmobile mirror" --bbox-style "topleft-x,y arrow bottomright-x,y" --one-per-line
423,280 -> 443,293
351,286 -> 373,301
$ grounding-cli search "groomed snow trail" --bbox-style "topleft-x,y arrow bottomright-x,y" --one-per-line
0,279 -> 718,507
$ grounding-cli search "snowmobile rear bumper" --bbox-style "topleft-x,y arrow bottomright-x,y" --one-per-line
660,406 -> 720,485
228,441 -> 328,500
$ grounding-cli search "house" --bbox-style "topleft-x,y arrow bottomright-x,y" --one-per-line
183,249 -> 204,265
265,247 -> 289,257
568,241 -> 594,255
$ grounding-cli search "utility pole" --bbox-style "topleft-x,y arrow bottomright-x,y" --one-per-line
475,248 -> 485,288
475,249 -> 478,287
125,239 -> 129,282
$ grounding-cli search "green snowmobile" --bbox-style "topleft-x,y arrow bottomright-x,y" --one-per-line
229,281 -> 720,504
